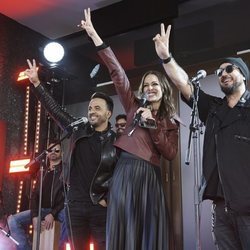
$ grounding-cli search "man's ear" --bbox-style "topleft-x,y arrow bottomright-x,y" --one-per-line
107,110 -> 112,119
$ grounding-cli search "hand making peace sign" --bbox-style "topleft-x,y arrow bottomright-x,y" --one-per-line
153,23 -> 172,60
25,59 -> 40,87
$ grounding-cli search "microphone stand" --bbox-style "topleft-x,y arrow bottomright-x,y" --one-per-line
26,131 -> 74,250
185,79 -> 203,250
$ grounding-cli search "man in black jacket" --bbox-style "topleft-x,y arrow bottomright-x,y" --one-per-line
7,141 -> 67,250
24,59 -> 117,250
154,23 -> 250,250
115,114 -> 127,138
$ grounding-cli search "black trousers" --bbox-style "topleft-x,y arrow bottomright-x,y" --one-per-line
212,200 -> 250,250
65,200 -> 106,250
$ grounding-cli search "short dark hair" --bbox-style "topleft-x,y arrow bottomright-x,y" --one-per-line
91,92 -> 114,113
115,114 -> 127,121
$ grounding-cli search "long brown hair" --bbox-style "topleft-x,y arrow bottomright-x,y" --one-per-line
138,70 -> 176,119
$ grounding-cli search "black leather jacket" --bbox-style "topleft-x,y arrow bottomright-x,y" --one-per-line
31,84 -> 117,204
184,89 -> 250,214
30,163 -> 64,219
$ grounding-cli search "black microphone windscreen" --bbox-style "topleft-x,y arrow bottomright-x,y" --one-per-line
139,93 -> 148,106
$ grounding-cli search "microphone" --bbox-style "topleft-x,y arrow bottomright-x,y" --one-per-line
24,159 -> 39,169
90,64 -> 100,79
68,117 -> 88,127
24,151 -> 48,169
133,93 -> 148,125
191,70 -> 207,83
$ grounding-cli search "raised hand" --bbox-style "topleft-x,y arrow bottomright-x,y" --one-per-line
80,8 -> 96,37
79,8 -> 103,46
25,59 -> 40,87
153,24 -> 171,60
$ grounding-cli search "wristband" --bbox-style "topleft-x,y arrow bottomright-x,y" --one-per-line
162,54 -> 172,64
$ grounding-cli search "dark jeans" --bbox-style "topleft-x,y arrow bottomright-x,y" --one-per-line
65,200 -> 106,250
212,200 -> 250,250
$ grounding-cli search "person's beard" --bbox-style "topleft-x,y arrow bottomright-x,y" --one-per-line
116,129 -> 124,137
89,115 -> 108,129
220,81 -> 241,96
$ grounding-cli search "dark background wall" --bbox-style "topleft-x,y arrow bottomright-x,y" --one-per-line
0,13 -> 49,214
1,1 -> 250,248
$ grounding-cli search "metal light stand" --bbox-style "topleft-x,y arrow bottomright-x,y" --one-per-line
185,79 -> 203,250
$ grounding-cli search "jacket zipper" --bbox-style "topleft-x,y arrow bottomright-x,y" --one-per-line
89,136 -> 105,202
50,169 -> 55,208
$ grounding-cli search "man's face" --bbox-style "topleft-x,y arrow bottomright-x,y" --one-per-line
88,98 -> 111,129
115,118 -> 126,136
47,144 -> 62,162
216,63 -> 245,95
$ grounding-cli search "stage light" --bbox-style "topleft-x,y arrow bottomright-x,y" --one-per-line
64,242 -> 94,250
43,42 -> 64,64
65,243 -> 71,250
90,242 -> 94,250
17,71 -> 28,82
17,68 -> 38,82
9,159 -> 31,173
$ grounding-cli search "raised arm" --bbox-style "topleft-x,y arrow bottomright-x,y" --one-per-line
153,24 -> 193,101
25,59 -> 41,87
79,8 -> 137,113
25,59 -> 75,131
80,8 -> 103,46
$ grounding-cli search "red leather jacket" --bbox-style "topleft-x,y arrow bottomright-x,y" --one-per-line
98,46 -> 180,166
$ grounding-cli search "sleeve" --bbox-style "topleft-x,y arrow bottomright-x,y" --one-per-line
149,118 -> 179,161
181,88 -> 218,124
50,193 -> 64,218
31,83 -> 76,133
97,47 -> 137,113
50,169 -> 66,218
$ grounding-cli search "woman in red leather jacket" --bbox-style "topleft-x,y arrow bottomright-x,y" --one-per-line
81,8 -> 180,250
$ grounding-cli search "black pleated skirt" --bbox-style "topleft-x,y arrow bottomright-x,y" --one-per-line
106,152 -> 169,250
